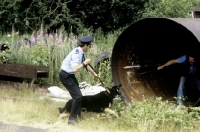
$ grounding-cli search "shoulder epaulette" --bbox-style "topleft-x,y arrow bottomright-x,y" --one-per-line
75,49 -> 79,54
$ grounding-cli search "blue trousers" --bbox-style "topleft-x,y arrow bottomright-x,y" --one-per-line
177,75 -> 200,105
59,70 -> 82,118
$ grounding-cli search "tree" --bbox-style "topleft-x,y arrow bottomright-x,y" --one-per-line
0,0 -> 79,34
67,0 -> 147,33
0,0 -> 147,34
141,0 -> 193,18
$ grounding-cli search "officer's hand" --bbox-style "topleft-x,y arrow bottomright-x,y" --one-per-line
94,72 -> 100,79
84,59 -> 91,65
157,66 -> 164,70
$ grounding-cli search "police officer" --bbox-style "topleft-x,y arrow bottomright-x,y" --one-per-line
59,36 -> 99,125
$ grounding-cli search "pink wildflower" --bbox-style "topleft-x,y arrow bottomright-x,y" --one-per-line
58,44 -> 62,48
72,39 -> 77,44
49,34 -> 53,39
39,30 -> 43,36
31,35 -> 36,43
93,45 -> 97,54
26,45 -> 30,49
58,34 -> 63,43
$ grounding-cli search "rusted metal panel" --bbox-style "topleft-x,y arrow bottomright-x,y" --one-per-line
111,18 -> 200,103
0,63 -> 48,78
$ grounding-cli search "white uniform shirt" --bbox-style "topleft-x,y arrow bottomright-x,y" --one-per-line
61,47 -> 85,74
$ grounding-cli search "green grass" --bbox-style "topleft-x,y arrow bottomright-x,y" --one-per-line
1,83 -> 200,132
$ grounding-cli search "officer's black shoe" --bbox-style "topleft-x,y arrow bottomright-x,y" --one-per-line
68,117 -> 79,125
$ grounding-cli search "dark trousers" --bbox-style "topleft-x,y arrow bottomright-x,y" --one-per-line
59,70 -> 82,118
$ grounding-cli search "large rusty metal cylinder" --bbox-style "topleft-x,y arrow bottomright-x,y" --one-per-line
111,18 -> 200,103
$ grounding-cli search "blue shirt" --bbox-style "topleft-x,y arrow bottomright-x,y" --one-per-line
178,55 -> 197,73
61,47 -> 85,74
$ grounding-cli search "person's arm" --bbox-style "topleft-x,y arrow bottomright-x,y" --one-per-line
72,63 -> 85,72
72,59 -> 91,72
86,65 -> 100,78
157,59 -> 178,70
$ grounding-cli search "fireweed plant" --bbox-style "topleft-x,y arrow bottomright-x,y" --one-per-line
5,27 -> 119,85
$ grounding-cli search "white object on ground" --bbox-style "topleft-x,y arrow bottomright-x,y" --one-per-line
46,82 -> 106,102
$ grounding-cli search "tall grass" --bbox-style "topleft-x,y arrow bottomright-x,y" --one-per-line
2,27 -> 120,86
1,84 -> 200,132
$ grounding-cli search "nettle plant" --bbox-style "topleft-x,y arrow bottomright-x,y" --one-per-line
0,49 -> 11,64
96,59 -> 113,87
30,43 -> 49,66
0,43 -> 11,64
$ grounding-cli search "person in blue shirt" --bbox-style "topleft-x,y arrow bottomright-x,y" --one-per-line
59,36 -> 100,125
157,54 -> 200,107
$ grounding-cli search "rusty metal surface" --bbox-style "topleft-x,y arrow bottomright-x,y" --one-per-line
111,18 -> 200,103
0,63 -> 48,78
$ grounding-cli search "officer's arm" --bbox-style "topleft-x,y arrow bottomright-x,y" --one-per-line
72,59 -> 91,72
157,59 -> 178,70
86,65 -> 100,78
72,63 -> 85,72
86,65 -> 96,74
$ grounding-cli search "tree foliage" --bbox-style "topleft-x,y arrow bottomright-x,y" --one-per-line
0,0 -> 199,34
0,0 -> 147,34
0,0 -> 77,34
67,0 -> 147,33
140,0 -> 198,18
